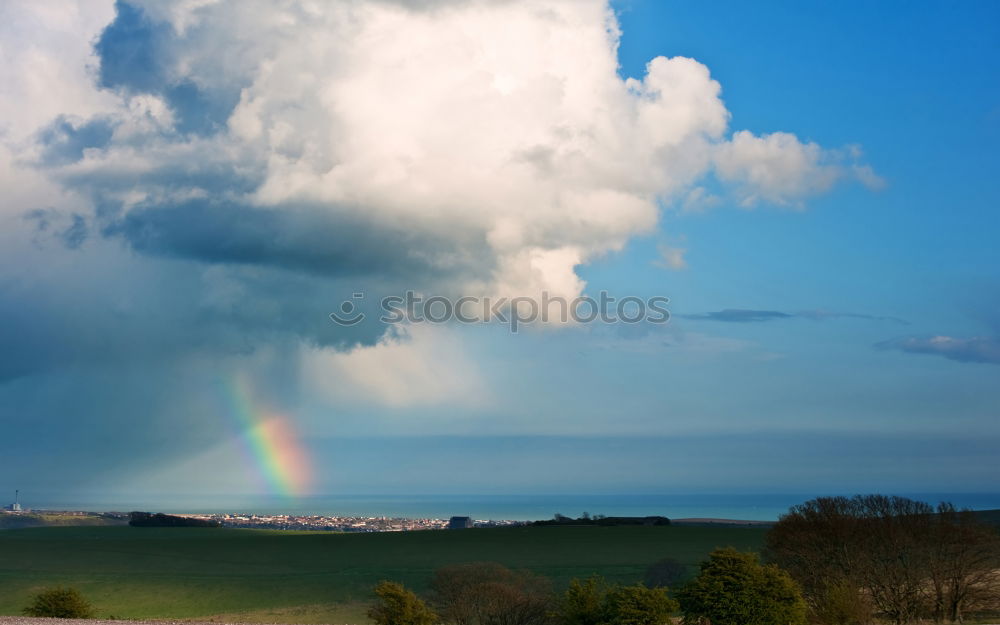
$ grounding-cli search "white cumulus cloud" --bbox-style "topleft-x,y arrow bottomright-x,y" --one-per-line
714,130 -> 883,208
7,0 -> 877,304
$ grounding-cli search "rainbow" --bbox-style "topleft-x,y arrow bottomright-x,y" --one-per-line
221,376 -> 312,497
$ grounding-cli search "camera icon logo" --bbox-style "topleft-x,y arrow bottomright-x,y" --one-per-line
329,292 -> 366,326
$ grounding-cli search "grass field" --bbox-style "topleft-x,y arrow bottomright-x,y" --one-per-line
0,524 -> 766,623
0,512 -> 125,530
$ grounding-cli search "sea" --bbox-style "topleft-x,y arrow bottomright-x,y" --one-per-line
19,492 -> 1000,522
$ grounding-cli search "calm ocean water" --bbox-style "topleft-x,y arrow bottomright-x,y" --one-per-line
21,492 -> 1000,521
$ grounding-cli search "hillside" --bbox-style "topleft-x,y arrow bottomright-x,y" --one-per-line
0,524 -> 765,623
0,512 -> 126,530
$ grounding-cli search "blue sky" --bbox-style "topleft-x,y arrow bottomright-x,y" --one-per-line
0,0 -> 997,504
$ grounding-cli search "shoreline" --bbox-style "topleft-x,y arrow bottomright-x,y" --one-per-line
3,509 -> 778,531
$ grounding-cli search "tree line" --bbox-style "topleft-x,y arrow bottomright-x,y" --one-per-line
369,549 -> 806,625
371,495 -> 1000,625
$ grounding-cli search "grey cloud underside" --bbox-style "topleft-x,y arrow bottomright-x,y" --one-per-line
0,252 -> 391,384
877,335 -> 1000,365
681,308 -> 908,324
38,132 -> 490,281
101,200 -> 488,280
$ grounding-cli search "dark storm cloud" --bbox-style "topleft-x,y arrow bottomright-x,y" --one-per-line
682,308 -> 908,324
877,335 -> 1000,365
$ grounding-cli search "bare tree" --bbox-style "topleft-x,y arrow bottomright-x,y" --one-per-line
851,495 -> 934,625
430,562 -> 553,625
767,495 -> 1000,625
927,503 -> 1000,623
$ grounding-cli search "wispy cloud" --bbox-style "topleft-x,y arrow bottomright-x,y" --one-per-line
876,335 -> 1000,365
681,309 -> 793,323
681,308 -> 908,325
653,244 -> 688,271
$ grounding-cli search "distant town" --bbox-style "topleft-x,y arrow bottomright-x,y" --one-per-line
2,501 -> 525,532
183,513 -> 525,531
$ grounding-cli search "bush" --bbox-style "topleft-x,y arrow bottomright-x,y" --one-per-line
557,576 -> 678,625
811,578 -> 873,625
603,584 -> 678,625
23,587 -> 94,619
559,577 -> 606,625
677,548 -> 807,625
369,581 -> 438,625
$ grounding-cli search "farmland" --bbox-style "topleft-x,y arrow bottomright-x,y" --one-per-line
0,524 -> 765,623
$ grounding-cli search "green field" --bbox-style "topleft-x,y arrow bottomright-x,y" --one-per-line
0,512 -> 126,530
0,524 -> 765,623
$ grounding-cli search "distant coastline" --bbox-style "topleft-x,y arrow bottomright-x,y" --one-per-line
8,492 -> 1000,526
6,507 -> 998,532
3,509 -> 773,532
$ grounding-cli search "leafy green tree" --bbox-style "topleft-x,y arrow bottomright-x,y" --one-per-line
369,580 -> 439,625
23,587 -> 94,619
557,576 -> 677,625
603,584 -> 678,625
677,548 -> 807,625
559,577 -> 607,625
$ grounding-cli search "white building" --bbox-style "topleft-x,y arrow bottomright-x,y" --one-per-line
3,490 -> 22,512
